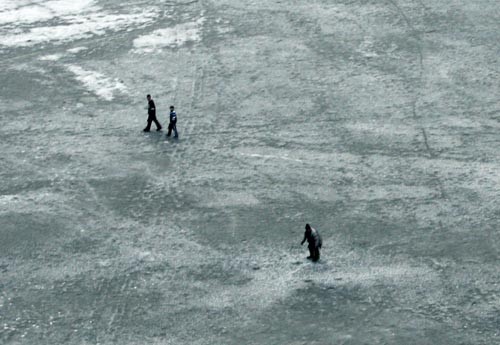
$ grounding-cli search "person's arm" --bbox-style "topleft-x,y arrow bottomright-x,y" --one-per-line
300,232 -> 306,245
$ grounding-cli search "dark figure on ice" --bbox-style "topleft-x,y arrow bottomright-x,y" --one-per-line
167,105 -> 178,138
301,223 -> 322,262
143,94 -> 162,132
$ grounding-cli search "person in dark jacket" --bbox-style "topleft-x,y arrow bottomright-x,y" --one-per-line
301,223 -> 322,262
167,105 -> 178,138
143,94 -> 162,132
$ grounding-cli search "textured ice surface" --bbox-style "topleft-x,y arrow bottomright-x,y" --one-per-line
1,0 -> 499,344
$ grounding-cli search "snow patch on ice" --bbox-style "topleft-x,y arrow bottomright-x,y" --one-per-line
202,191 -> 260,207
66,65 -> 127,101
357,36 -> 379,58
0,191 -> 65,214
0,6 -> 158,47
351,184 -> 437,201
132,18 -> 205,53
313,264 -> 439,290
0,0 -> 97,25
345,122 -> 415,136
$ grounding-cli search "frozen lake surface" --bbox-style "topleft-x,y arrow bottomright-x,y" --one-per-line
1,0 -> 499,344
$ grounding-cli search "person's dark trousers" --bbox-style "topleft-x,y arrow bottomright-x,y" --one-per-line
167,120 -> 178,137
313,247 -> 320,262
309,245 -> 320,262
145,115 -> 162,131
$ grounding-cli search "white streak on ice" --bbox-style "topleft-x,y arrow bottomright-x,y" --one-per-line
67,46 -> 88,54
66,65 -> 127,101
38,54 -> 62,61
37,47 -> 87,61
132,18 -> 205,53
240,152 -> 303,163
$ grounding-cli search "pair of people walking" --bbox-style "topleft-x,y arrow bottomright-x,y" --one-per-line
143,94 -> 178,138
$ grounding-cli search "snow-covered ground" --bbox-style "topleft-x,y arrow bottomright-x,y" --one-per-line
1,0 -> 499,344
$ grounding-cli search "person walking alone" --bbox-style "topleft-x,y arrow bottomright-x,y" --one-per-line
167,105 -> 178,138
143,94 -> 162,132
301,223 -> 322,262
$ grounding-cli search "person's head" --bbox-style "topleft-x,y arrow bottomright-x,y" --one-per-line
305,223 -> 311,231
147,94 -> 151,100
170,105 -> 174,111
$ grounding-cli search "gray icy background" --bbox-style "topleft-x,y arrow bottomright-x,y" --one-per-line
1,0 -> 499,344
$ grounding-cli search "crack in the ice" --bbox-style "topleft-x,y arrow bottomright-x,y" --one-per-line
387,0 -> 446,200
